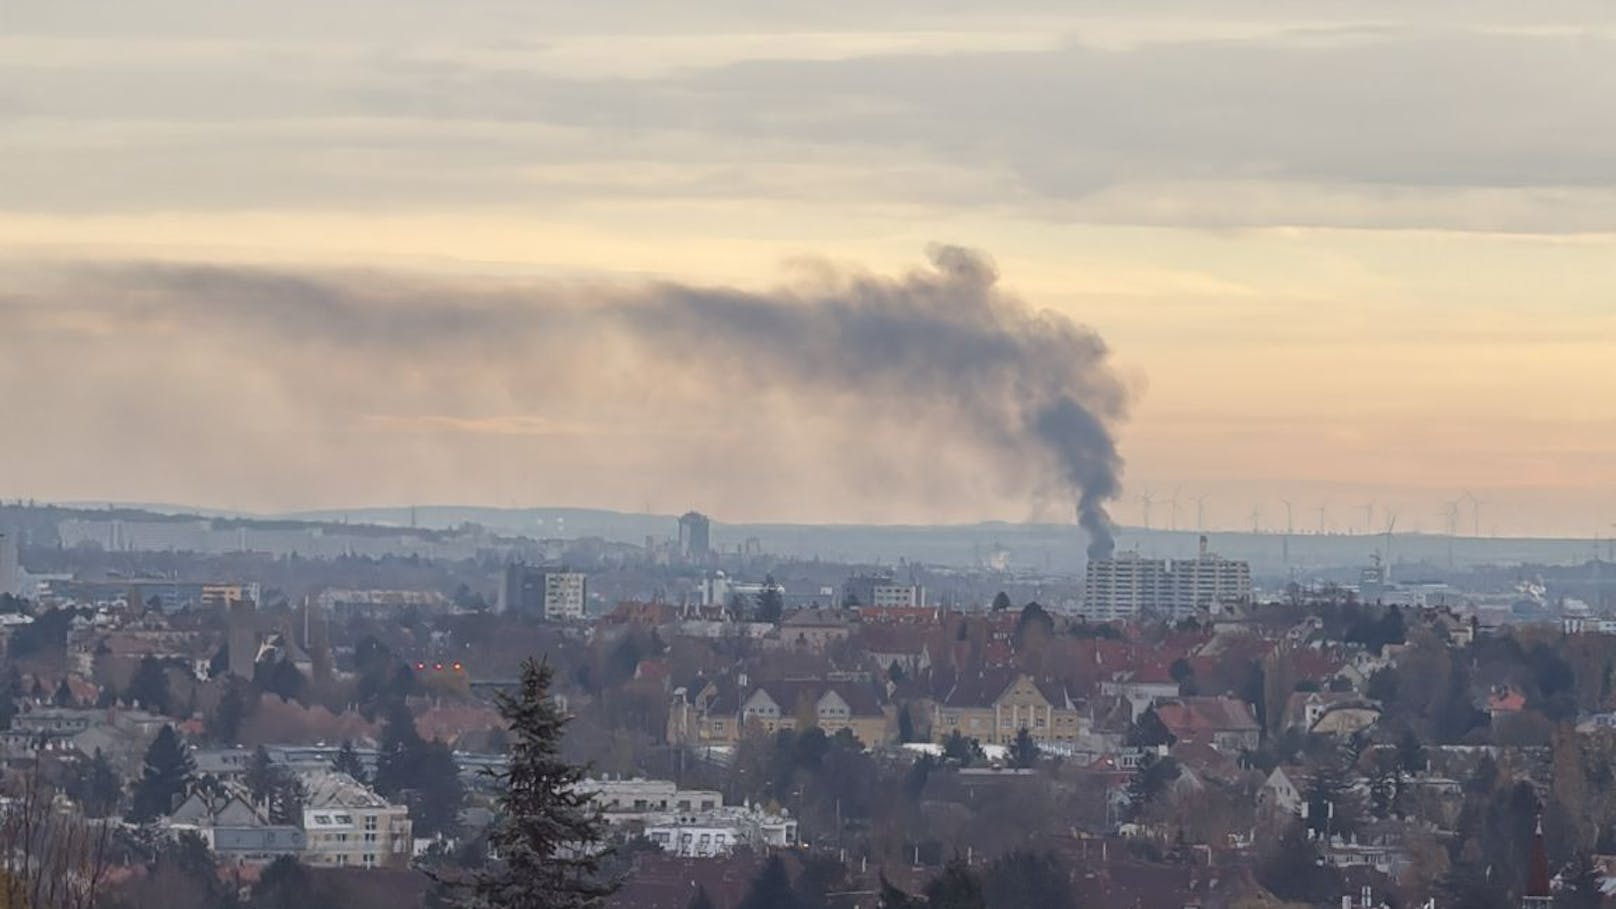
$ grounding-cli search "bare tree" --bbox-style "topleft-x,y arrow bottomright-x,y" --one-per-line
0,750 -> 116,909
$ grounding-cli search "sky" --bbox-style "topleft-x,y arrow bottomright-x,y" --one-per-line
3,1 -> 1615,537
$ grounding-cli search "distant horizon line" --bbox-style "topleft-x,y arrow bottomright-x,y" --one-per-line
7,497 -> 1610,544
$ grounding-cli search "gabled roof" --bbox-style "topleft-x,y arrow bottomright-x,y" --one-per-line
746,679 -> 887,718
299,770 -> 395,810
939,672 -> 1076,711
1155,696 -> 1259,736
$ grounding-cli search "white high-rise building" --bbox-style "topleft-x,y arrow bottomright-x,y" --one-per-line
542,571 -> 588,621
869,583 -> 925,610
1081,537 -> 1250,622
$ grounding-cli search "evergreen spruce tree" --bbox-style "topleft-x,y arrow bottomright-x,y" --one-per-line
1010,727 -> 1039,769
245,745 -> 277,805
129,725 -> 195,822
332,739 -> 369,783
267,772 -> 305,826
373,697 -> 424,798
82,747 -> 123,817
211,675 -> 250,744
52,677 -> 76,707
462,658 -> 616,909
128,655 -> 172,714
756,576 -> 786,624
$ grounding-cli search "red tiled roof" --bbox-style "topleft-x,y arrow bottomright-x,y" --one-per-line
1155,696 -> 1259,737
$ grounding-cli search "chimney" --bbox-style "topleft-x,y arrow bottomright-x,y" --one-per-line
1199,535 -> 1208,558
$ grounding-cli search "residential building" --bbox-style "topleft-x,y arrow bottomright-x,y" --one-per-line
870,583 -> 925,610
166,785 -> 305,865
299,770 -> 412,869
498,563 -> 588,620
643,804 -> 797,858
577,777 -> 723,824
1256,767 -> 1305,818
932,672 -> 1084,747
1081,539 -> 1251,622
666,677 -> 740,747
678,512 -> 712,561
0,533 -> 19,598
860,626 -> 932,677
313,588 -> 452,619
1152,696 -> 1261,753
843,574 -> 922,610
771,610 -> 852,652
2,707 -> 167,776
1283,691 -> 1382,737
1098,670 -> 1182,722
542,571 -> 588,620
738,680 -> 893,745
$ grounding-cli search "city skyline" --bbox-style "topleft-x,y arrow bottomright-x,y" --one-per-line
5,1 -> 1616,537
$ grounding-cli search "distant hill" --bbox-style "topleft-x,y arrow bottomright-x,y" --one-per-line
5,502 -> 1603,578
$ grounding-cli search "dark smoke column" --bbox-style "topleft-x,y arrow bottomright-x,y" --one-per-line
641,244 -> 1130,561
1035,399 -> 1121,560
41,246 -> 1131,555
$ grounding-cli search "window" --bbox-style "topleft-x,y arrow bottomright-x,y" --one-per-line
364,815 -> 378,831
364,833 -> 378,843
363,854 -> 377,868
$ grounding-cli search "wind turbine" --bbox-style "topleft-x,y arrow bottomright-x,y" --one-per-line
1250,505 -> 1263,535
1441,499 -> 1461,567
1140,489 -> 1156,531
1382,512 -> 1398,581
1280,499 -> 1294,563
1192,495 -> 1209,533
1461,490 -> 1486,538
1316,503 -> 1330,535
1169,486 -> 1182,533
1362,502 -> 1375,536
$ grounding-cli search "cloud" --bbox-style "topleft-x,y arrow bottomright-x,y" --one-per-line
7,12 -> 1616,230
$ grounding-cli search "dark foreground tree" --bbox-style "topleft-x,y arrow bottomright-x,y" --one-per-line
684,885 -> 716,909
982,850 -> 1075,909
925,858 -> 986,909
73,747 -> 123,817
127,656 -> 172,715
1009,727 -> 1039,770
458,658 -> 616,909
129,724 -> 195,822
332,739 -> 368,783
736,855 -> 800,909
878,875 -> 921,909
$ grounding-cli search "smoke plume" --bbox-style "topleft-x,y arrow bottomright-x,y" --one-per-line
2,246 -> 1128,554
